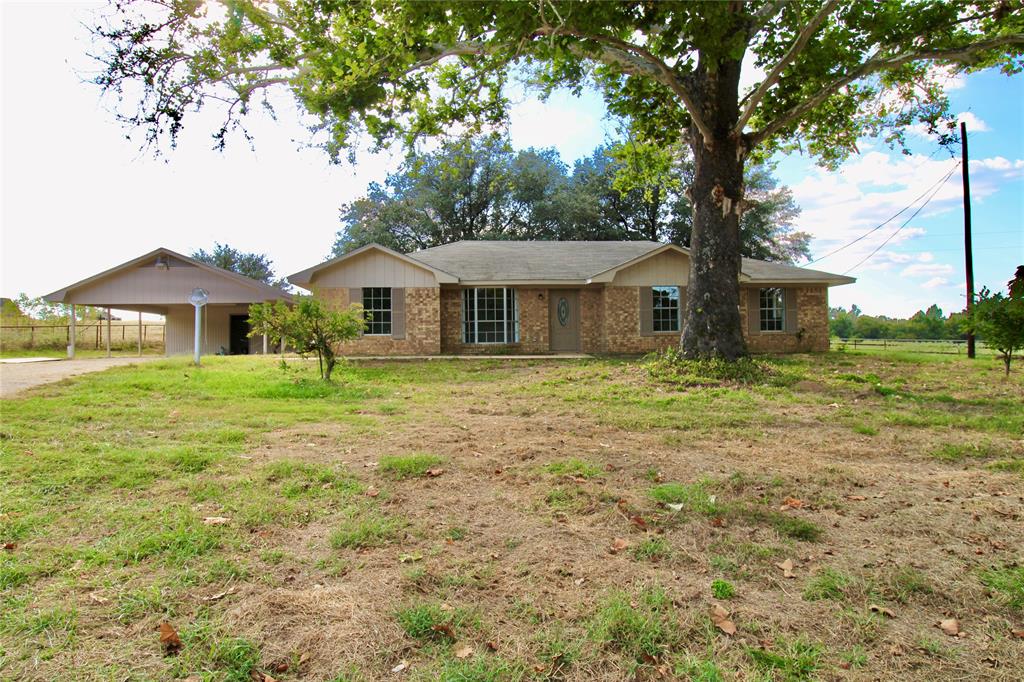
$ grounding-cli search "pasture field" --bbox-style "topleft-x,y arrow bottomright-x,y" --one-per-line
1,351 -> 1022,681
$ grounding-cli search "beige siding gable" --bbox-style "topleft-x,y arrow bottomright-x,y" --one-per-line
611,250 -> 690,286
65,266 -> 272,306
310,249 -> 439,288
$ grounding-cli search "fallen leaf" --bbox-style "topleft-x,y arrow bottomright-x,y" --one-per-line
776,559 -> 796,578
431,623 -> 456,639
846,495 -> 867,501
938,618 -> 960,636
710,517 -> 726,527
780,497 -> 803,511
709,603 -> 736,635
454,645 -> 473,659
203,516 -> 230,526
609,538 -> 629,554
869,604 -> 896,618
425,468 -> 444,477
398,553 -> 423,563
2,542 -> 14,552
391,660 -> 408,673
665,503 -> 685,512
486,640 -> 498,651
629,515 -> 647,530
88,592 -> 109,604
1011,629 -> 1024,639
158,621 -> 182,655
365,487 -> 380,498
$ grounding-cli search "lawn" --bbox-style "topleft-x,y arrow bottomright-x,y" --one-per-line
1,351 -> 1022,681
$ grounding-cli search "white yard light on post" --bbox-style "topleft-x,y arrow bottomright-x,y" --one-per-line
188,288 -> 209,365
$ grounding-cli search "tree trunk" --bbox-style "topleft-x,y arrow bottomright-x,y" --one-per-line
680,58 -> 747,361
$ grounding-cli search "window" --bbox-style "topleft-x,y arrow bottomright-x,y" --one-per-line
759,287 -> 785,332
363,287 -> 392,335
652,286 -> 680,332
462,288 -> 519,344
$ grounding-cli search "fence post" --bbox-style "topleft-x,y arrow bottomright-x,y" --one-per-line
29,326 -> 34,349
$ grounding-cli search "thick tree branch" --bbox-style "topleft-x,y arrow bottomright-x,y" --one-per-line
735,0 -> 842,134
748,33 -> 1024,146
533,26 -> 716,146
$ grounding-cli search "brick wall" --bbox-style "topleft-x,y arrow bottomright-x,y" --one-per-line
317,286 -> 441,355
579,288 -> 604,354
440,287 -> 548,353
602,286 -> 680,354
740,286 -> 829,353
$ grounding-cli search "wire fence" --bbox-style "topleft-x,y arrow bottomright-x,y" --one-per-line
0,322 -> 165,352
830,337 -> 995,356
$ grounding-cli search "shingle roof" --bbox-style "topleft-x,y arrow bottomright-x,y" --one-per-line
405,241 -> 854,286
409,240 -> 666,281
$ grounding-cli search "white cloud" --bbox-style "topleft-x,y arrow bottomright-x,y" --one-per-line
956,111 -> 988,132
921,277 -> 949,289
901,263 -> 954,277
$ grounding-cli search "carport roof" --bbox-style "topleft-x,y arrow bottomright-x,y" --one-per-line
44,247 -> 292,308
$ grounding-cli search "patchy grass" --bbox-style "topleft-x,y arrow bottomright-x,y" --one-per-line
588,586 -> 678,666
544,457 -> 603,479
803,568 -> 853,601
379,453 -> 445,479
0,353 -> 1022,680
979,565 -> 1024,611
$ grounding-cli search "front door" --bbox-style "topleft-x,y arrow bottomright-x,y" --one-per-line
229,315 -> 250,355
549,290 -> 580,352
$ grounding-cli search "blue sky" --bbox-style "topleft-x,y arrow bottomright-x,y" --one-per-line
1,2 -> 1021,319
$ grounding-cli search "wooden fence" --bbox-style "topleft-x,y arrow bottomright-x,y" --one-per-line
0,322 -> 165,352
830,337 -> 994,355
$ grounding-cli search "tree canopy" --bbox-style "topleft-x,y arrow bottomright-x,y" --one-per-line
333,135 -> 808,262
93,0 -> 1024,359
191,243 -> 287,288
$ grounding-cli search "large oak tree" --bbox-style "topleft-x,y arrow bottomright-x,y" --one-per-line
94,0 -> 1023,359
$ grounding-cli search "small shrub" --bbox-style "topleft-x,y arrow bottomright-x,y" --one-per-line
380,454 -> 445,479
710,579 -> 735,600
803,568 -> 852,601
544,458 -> 603,479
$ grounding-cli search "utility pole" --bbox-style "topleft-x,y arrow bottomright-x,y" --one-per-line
961,121 -> 975,359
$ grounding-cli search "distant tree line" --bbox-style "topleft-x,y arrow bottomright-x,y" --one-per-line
829,304 -> 968,340
332,135 -> 809,264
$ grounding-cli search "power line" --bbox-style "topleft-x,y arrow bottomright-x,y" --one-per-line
805,161 -> 961,266
843,163 -> 961,275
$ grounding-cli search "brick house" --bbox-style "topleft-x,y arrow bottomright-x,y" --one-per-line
287,241 -> 854,355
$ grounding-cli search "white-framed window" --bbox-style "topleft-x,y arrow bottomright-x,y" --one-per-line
462,288 -> 519,344
652,286 -> 680,332
759,287 -> 785,332
363,287 -> 392,335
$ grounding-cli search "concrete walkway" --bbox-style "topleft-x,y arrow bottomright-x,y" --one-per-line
0,357 -> 157,399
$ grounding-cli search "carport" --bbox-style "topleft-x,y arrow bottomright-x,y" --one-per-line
44,247 -> 291,358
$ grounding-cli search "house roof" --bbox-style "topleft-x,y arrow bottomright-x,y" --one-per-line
44,247 -> 293,304
403,240 -> 854,286
411,240 -> 668,282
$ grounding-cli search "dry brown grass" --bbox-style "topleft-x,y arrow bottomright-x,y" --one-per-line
1,352 -> 1022,681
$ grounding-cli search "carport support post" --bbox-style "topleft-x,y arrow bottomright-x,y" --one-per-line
105,308 -> 112,358
263,333 -> 268,354
137,312 -> 143,356
193,304 -> 202,366
68,305 -> 76,359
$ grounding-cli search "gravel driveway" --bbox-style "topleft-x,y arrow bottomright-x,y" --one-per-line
0,357 -> 159,398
